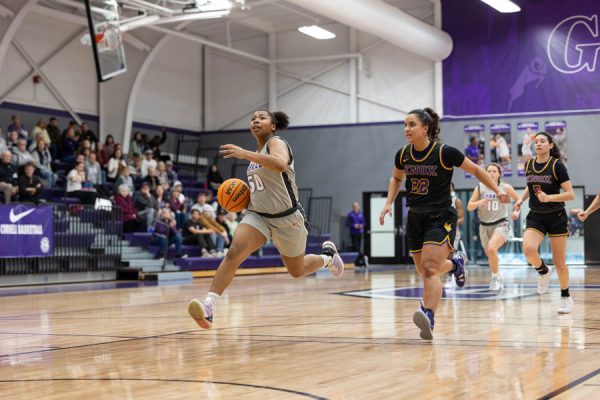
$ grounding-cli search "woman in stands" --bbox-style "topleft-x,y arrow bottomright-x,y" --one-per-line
512,132 -> 575,313
379,107 -> 509,340
467,163 -> 519,292
187,110 -> 344,329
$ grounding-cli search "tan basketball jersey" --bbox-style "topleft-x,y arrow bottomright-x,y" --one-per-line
246,136 -> 299,216
478,182 -> 510,223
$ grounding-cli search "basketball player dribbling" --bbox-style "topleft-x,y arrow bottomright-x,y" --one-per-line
467,163 -> 519,292
512,132 -> 575,313
379,107 -> 510,340
187,110 -> 344,329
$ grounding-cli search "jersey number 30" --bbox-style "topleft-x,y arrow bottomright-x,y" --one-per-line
410,178 -> 429,195
248,174 -> 265,193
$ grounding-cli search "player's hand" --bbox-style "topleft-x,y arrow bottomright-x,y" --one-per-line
379,204 -> 392,225
220,144 -> 248,160
577,210 -> 588,222
511,209 -> 520,221
498,193 -> 510,203
536,191 -> 550,203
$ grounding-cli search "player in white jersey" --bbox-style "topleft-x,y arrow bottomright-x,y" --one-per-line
467,163 -> 519,292
187,110 -> 344,329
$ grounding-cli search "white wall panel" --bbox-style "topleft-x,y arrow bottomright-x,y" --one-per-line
279,83 -> 349,126
210,36 -> 269,130
134,39 -> 202,130
358,33 -> 434,122
1,12 -> 97,115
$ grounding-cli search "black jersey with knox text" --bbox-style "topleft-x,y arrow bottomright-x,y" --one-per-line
525,157 -> 570,213
395,141 -> 465,210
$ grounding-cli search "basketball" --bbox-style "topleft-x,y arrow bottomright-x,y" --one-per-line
217,178 -> 250,212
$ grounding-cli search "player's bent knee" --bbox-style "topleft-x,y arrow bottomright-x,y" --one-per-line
523,244 -> 538,258
486,246 -> 497,256
421,260 -> 440,278
287,269 -> 304,279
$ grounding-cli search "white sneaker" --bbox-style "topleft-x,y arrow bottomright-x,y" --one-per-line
489,274 -> 504,292
558,296 -> 573,314
537,265 -> 553,295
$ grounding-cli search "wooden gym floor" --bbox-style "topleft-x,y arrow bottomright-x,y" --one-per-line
1,265 -> 600,399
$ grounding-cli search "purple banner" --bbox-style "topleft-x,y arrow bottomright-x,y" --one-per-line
490,124 -> 512,177
0,204 -> 54,258
517,122 -> 538,176
443,0 -> 600,116
545,121 -> 568,164
464,124 -> 485,178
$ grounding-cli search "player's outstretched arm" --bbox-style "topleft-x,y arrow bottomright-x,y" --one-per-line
220,138 -> 289,172
459,158 -> 509,203
379,167 -> 405,225
578,191 -> 600,222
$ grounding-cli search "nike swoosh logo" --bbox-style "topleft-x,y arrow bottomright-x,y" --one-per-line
9,208 -> 35,223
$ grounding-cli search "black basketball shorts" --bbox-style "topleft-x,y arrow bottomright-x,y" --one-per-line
407,206 -> 457,254
525,209 -> 568,237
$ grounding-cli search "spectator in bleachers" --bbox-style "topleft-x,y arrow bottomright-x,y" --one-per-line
0,135 -> 7,154
224,211 -> 239,241
149,128 -> 167,161
130,131 -> 145,157
134,181 -> 157,229
7,115 -> 27,140
165,160 -> 178,184
144,167 -> 160,192
156,161 -> 169,188
62,120 -> 77,137
31,118 -> 51,146
18,162 -> 43,204
78,139 -> 93,156
198,209 -> 228,255
66,161 -> 99,205
61,127 -> 79,163
102,135 -> 115,162
169,188 -> 186,228
6,131 -> 19,151
31,140 -> 58,188
115,184 -> 142,233
154,184 -> 167,209
141,149 -> 157,178
115,164 -> 135,194
171,181 -> 186,203
96,142 -> 109,170
28,132 -> 44,152
80,122 -> 97,146
85,152 -> 102,186
107,147 -> 126,183
11,138 -> 36,175
191,191 -> 214,218
47,117 -> 61,158
0,150 -> 17,203
207,163 -> 224,194
152,208 -> 185,259
183,209 -> 216,256
216,210 -> 231,244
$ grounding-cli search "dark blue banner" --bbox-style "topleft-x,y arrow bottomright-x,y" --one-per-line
0,204 -> 54,258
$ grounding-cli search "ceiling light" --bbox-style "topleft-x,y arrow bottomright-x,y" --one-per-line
480,0 -> 521,13
298,25 -> 335,40
194,0 -> 232,12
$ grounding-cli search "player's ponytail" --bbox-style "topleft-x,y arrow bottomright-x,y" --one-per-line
409,107 -> 440,142
272,111 -> 289,131
535,132 -> 561,159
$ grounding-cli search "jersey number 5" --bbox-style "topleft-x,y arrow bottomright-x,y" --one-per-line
248,174 -> 265,194
410,178 -> 429,195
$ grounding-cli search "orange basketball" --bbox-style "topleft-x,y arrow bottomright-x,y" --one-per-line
217,178 -> 250,212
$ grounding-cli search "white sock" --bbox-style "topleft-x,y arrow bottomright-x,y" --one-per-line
321,254 -> 332,268
205,292 -> 221,305
491,272 -> 498,277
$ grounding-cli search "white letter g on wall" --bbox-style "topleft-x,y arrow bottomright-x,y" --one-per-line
547,15 -> 600,74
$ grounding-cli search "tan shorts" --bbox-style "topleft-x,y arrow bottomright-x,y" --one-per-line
240,210 -> 308,257
479,221 -> 510,249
